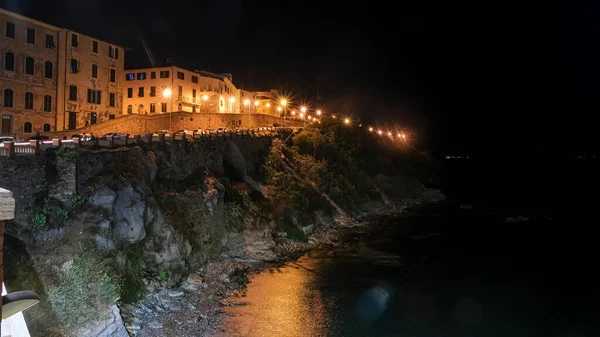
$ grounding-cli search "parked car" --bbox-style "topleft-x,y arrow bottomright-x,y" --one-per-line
193,129 -> 206,135
100,132 -> 128,139
27,135 -> 49,141
174,129 -> 193,136
0,136 -> 14,147
153,130 -> 171,136
216,127 -> 228,133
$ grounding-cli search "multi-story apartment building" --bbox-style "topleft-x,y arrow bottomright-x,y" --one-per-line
0,8 -> 124,135
0,9 -> 59,135
254,90 -> 280,117
123,66 -> 239,117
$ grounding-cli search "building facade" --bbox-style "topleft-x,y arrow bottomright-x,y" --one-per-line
122,66 -> 240,118
254,90 -> 280,117
1,8 -> 59,135
0,8 -> 125,136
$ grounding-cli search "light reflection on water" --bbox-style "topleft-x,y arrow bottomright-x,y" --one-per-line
216,255 -> 333,337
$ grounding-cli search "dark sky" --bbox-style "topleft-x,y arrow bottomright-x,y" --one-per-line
2,0 -> 599,153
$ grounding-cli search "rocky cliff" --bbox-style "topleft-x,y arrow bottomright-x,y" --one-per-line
3,131 -> 443,337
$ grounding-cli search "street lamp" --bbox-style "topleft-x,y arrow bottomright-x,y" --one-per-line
369,127 -> 374,132
344,118 -> 350,125
163,88 -> 173,131
277,106 -> 282,118
300,106 -> 307,113
200,94 -> 208,113
316,110 -> 322,116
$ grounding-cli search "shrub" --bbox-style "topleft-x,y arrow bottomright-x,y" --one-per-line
54,146 -> 79,162
28,211 -> 47,229
158,270 -> 171,282
224,202 -> 244,230
54,208 -> 69,225
68,195 -> 87,213
47,250 -> 120,326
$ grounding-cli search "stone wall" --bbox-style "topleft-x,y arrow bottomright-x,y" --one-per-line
0,155 -> 48,212
44,112 -> 302,139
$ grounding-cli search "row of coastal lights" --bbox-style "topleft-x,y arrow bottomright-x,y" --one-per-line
162,91 -> 407,140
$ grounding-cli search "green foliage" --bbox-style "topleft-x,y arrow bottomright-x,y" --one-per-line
119,243 -> 146,304
54,146 -> 79,162
99,228 -> 112,239
224,202 -> 244,230
47,250 -> 120,326
68,195 -> 87,213
54,208 -> 69,225
28,211 -> 47,229
158,270 -> 171,282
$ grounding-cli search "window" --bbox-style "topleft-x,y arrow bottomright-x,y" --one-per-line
138,87 -> 144,97
110,69 -> 116,82
192,75 -> 198,84
138,104 -> 144,114
24,122 -> 32,133
45,34 -> 55,48
127,105 -> 132,114
44,61 -> 52,78
150,86 -> 156,97
178,103 -> 182,111
69,85 -> 77,100
90,112 -> 97,125
160,70 -> 169,78
161,103 -> 167,112
109,114 -> 115,120
220,100 -> 223,107
71,33 -> 78,47
177,72 -> 184,80
192,106 -> 196,113
24,92 -> 33,110
92,40 -> 98,53
137,72 -> 146,80
109,46 -> 118,59
192,89 -> 197,99
4,52 -> 14,71
151,72 -> 156,79
26,28 -> 35,44
44,95 -> 52,112
3,89 -> 14,107
178,86 -> 182,100
92,64 -> 98,78
87,89 -> 101,104
150,103 -> 156,113
25,57 -> 34,75
126,73 -> 135,81
127,88 -> 133,98
109,93 -> 115,107
43,123 -> 51,132
70,58 -> 78,73
5,22 -> 15,39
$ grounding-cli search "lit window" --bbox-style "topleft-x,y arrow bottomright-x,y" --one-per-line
137,72 -> 146,80
126,73 -> 135,81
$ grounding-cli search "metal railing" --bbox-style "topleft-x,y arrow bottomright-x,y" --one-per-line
0,127 -> 299,157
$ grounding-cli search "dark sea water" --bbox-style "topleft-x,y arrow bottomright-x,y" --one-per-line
217,156 -> 599,337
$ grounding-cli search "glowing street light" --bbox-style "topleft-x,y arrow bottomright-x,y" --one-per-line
229,97 -> 235,103
299,112 -> 304,118
300,106 -> 307,113
280,99 -> 287,106
266,103 -> 271,108
316,110 -> 322,116
402,134 -> 406,139
162,88 -> 173,131
388,131 -> 392,136
162,88 -> 172,98
277,106 -> 282,112
344,118 -> 350,125
377,130 -> 382,135
254,101 -> 260,107
202,94 -> 209,101
332,115 -> 336,119
397,133 -> 402,138
369,127 -> 374,132
291,110 -> 296,115
243,99 -> 250,106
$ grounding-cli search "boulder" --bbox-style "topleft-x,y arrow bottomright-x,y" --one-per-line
225,229 -> 277,261
95,234 -> 116,250
113,185 -> 146,242
79,305 -> 128,337
143,199 -> 191,268
187,273 -> 203,286
89,188 -> 117,211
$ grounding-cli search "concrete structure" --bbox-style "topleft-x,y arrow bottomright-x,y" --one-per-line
0,8 -> 125,136
123,66 -> 240,121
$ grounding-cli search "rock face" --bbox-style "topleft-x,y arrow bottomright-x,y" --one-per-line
113,185 -> 147,242
225,229 -> 277,261
79,305 -> 128,337
90,188 -> 117,211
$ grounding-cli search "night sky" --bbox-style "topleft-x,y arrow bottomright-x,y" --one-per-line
2,0 -> 598,154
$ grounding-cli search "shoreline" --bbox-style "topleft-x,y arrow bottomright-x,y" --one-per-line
126,190 -> 444,336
